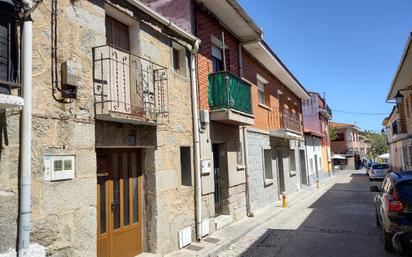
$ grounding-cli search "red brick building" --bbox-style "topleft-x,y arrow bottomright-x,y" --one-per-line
145,0 -> 310,240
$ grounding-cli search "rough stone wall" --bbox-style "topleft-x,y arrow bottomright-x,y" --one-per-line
246,129 -> 278,212
94,2 -> 196,252
29,0 -> 104,255
0,111 -> 19,253
222,183 -> 247,221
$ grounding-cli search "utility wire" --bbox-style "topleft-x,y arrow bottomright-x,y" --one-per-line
332,109 -> 389,116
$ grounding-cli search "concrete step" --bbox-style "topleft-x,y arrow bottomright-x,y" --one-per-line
214,214 -> 233,230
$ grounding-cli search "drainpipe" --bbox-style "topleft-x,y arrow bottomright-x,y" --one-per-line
242,126 -> 253,216
190,39 -> 202,241
18,0 -> 33,256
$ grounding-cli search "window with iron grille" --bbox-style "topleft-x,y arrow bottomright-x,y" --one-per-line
0,13 -> 19,94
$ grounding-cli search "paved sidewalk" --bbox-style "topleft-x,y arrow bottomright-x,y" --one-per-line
159,173 -> 340,257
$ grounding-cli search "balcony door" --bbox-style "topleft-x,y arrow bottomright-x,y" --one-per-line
105,16 -> 131,114
97,149 -> 143,257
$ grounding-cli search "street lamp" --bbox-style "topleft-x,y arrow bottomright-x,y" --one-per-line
395,90 -> 404,104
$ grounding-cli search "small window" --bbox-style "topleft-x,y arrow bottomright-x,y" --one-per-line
172,44 -> 187,77
172,48 -> 180,72
180,147 -> 192,186
263,148 -> 273,184
257,79 -> 266,105
289,149 -> 296,176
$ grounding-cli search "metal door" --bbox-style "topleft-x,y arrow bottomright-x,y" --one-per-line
213,143 -> 222,214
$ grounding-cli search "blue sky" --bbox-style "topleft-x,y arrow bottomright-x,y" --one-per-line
238,0 -> 412,131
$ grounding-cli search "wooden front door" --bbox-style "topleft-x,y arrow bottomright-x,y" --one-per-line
97,149 -> 143,257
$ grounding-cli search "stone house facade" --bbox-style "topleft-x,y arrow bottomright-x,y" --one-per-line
302,92 -> 332,184
0,0 -> 199,256
384,34 -> 412,172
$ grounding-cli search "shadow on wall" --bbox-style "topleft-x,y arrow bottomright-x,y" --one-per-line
0,111 -> 8,157
235,174 -> 393,257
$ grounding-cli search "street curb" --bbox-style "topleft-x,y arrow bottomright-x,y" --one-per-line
165,174 -> 341,257
197,206 -> 285,257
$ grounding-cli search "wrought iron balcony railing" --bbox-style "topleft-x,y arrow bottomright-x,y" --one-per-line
280,107 -> 301,132
208,71 -> 252,115
93,45 -> 168,123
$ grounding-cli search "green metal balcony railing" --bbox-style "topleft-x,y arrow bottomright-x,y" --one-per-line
208,71 -> 252,115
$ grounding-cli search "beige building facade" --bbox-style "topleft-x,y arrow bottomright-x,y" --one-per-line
384,34 -> 412,171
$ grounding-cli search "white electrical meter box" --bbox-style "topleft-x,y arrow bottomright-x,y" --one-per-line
199,109 -> 210,124
44,155 -> 75,181
201,159 -> 211,175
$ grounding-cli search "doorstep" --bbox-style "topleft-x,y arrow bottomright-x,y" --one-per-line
136,253 -> 162,257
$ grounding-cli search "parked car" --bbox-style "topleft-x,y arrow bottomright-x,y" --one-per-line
366,162 -> 375,174
368,163 -> 390,181
370,171 -> 412,252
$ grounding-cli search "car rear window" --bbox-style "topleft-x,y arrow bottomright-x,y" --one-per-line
396,182 -> 412,201
372,164 -> 389,169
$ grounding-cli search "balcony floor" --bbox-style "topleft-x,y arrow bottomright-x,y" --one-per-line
96,113 -> 158,126
210,108 -> 255,126
0,94 -> 24,109
270,127 -> 303,140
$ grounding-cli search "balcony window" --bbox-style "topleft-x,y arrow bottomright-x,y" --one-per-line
93,45 -> 168,123
212,44 -> 223,73
105,16 -> 129,51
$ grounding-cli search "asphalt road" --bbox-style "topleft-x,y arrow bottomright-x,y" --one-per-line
218,171 -> 396,257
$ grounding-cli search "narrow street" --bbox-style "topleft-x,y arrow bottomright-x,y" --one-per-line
218,171 -> 395,257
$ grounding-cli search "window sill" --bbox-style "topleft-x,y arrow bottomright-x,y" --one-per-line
258,103 -> 271,111
237,165 -> 246,171
264,179 -> 273,187
289,172 -> 297,177
172,70 -> 189,81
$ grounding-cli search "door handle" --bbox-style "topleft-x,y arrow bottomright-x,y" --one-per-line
111,201 -> 119,210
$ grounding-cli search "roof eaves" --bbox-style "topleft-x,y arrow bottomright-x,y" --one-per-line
387,33 -> 412,100
225,0 -> 263,37
260,40 -> 310,99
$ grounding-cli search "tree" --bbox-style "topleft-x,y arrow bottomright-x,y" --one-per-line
364,131 -> 389,160
329,125 -> 337,141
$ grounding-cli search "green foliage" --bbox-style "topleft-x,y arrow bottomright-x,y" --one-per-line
364,131 -> 389,160
329,125 -> 337,141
